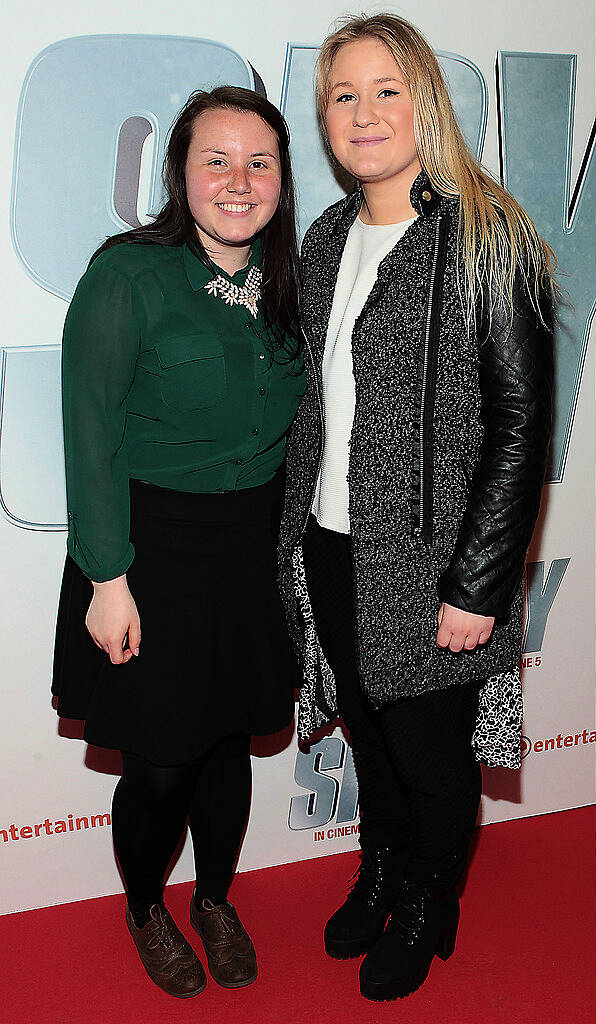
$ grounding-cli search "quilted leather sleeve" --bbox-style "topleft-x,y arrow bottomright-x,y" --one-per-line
437,272 -> 554,619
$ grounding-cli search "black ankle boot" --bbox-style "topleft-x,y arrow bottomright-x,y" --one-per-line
359,878 -> 460,1001
324,845 -> 404,959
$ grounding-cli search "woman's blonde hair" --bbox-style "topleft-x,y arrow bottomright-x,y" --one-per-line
315,13 -> 556,322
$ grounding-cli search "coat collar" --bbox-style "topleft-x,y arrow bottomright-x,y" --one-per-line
303,170 -> 446,361
409,171 -> 443,217
331,170 -> 443,235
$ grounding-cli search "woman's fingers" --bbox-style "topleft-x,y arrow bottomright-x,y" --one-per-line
436,620 -> 454,648
437,627 -> 476,652
128,616 -> 141,658
436,604 -> 495,653
448,632 -> 466,653
85,577 -> 141,665
108,634 -> 128,665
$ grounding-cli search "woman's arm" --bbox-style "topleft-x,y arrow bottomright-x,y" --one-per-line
437,272 -> 554,626
62,255 -> 142,662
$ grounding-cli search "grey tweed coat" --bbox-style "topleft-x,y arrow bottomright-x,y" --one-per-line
278,172 -> 553,767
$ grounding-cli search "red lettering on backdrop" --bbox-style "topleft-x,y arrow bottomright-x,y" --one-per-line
91,814 -> 111,827
530,728 -> 594,753
1,812 -> 112,842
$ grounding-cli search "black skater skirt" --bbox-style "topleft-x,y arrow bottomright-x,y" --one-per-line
52,472 -> 297,765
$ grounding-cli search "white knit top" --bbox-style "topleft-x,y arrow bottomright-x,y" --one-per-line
313,214 -> 416,534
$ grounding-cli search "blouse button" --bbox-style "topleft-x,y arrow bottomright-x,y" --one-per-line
259,352 -> 265,360
258,387 -> 266,396
251,427 -> 259,436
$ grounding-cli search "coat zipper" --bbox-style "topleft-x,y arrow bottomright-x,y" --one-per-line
418,214 -> 448,544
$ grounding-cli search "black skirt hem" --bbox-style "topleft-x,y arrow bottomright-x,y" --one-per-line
52,473 -> 297,764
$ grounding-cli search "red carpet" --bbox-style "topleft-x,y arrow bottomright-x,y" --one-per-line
3,807 -> 593,1024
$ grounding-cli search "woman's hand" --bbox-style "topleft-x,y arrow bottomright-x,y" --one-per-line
436,602 -> 495,653
85,575 -> 141,665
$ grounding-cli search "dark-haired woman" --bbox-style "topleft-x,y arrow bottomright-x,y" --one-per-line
52,87 -> 304,998
279,14 -> 554,1002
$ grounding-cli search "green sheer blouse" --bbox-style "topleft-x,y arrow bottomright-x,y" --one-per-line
62,240 -> 305,582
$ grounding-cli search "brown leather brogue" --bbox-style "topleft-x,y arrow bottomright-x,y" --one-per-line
190,895 -> 258,988
126,903 -> 207,998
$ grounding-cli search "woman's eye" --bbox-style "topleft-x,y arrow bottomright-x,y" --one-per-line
335,92 -> 356,103
250,161 -> 267,169
208,159 -> 226,167
378,89 -> 399,98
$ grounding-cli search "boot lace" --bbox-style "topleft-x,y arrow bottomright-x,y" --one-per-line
347,849 -> 387,906
387,881 -> 429,946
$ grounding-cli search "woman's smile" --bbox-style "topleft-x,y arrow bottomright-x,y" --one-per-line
350,136 -> 390,145
215,202 -> 258,215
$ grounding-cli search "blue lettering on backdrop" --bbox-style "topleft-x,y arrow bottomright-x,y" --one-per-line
523,558 -> 571,654
11,35 -> 256,299
497,53 -> 595,483
112,115 -> 157,231
289,737 -> 359,831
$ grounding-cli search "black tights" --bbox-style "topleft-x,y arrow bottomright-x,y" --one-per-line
112,733 -> 252,926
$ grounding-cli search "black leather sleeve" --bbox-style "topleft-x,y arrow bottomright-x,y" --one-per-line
437,272 -> 554,620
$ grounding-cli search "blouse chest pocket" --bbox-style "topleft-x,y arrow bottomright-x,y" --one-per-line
154,334 -> 226,411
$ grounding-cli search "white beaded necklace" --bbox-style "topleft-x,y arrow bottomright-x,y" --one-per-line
204,265 -> 262,319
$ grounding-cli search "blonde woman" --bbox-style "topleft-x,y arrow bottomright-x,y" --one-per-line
278,14 -> 554,1002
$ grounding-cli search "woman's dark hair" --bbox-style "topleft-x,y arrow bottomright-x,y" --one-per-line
92,86 -> 301,357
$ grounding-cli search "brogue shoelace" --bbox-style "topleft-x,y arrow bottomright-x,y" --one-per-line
199,904 -> 249,967
146,911 -> 182,954
211,906 -> 242,941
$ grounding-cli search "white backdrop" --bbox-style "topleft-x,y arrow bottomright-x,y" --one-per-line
1,0 -> 594,916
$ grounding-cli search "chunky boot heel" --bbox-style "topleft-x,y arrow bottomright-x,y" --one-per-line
359,880 -> 460,1002
435,914 -> 459,961
324,845 -> 404,960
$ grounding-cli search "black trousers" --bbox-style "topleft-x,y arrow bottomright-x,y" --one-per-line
302,516 -> 482,884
